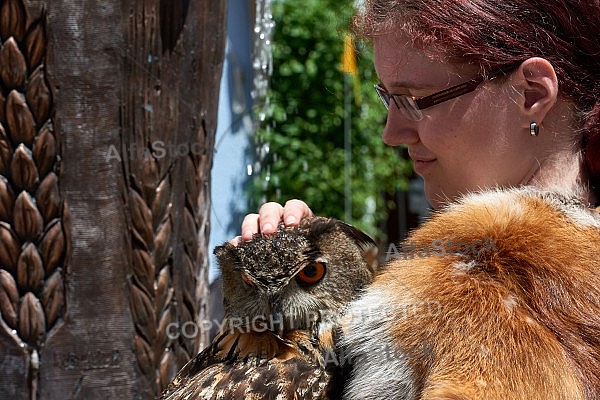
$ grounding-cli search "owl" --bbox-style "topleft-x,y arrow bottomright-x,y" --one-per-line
341,188 -> 600,400
161,217 -> 378,399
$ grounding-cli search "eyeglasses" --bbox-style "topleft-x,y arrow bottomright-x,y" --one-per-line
374,65 -> 519,121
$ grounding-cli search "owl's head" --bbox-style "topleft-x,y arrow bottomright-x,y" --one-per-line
214,217 -> 378,335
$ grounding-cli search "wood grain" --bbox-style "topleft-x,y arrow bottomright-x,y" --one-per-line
0,0 -> 225,398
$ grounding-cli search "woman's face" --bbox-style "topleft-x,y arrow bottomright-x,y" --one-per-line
374,32 -> 540,208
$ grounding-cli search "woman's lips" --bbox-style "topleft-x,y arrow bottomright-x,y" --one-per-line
413,159 -> 436,174
409,152 -> 437,175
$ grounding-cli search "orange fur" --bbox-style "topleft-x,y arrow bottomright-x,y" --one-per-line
344,189 -> 600,399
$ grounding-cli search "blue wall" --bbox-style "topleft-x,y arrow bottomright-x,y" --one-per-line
209,0 -> 255,282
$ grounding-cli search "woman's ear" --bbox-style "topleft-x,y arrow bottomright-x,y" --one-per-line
514,57 -> 559,122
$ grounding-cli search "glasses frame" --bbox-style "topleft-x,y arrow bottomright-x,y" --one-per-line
374,64 -> 520,121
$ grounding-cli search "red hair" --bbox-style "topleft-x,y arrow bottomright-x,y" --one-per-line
355,0 -> 600,196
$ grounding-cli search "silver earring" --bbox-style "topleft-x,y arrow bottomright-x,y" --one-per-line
530,121 -> 539,136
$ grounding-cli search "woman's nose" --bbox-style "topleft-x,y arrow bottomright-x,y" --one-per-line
381,108 -> 420,146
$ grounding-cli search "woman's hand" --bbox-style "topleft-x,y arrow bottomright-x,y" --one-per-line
236,199 -> 313,243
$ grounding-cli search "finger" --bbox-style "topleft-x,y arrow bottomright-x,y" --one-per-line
258,202 -> 285,234
283,199 -> 313,226
240,213 -> 260,242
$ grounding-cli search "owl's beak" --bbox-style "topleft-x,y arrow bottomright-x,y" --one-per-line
268,293 -> 285,336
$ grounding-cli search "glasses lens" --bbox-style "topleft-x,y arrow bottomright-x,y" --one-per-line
396,96 -> 423,121
374,85 -> 423,121
374,85 -> 390,110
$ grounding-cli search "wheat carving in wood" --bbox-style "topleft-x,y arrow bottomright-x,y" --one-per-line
127,153 -> 208,396
125,110 -> 214,395
120,0 -> 214,396
0,0 -> 70,395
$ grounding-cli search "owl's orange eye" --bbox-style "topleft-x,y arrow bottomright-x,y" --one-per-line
296,262 -> 326,285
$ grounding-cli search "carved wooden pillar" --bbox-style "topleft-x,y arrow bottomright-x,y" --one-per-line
0,0 -> 226,398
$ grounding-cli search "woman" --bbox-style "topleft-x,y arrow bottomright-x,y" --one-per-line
239,0 -> 598,237
237,0 -> 600,398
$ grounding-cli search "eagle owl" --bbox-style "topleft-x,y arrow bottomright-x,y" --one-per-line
342,188 -> 600,400
161,217 -> 377,399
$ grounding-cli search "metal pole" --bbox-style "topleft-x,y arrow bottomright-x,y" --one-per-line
344,73 -> 352,222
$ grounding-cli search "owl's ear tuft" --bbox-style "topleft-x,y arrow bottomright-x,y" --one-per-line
306,218 -> 379,274
333,220 -> 379,274
213,242 -> 241,273
213,241 -> 236,257
304,217 -> 376,249
333,220 -> 376,250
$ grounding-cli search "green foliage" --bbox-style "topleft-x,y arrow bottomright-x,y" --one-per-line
250,0 -> 411,240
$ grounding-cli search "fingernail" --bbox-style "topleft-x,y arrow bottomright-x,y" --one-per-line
263,223 -> 274,232
242,231 -> 252,240
285,216 -> 296,225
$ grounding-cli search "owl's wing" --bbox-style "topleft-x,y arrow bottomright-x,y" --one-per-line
161,330 -> 336,400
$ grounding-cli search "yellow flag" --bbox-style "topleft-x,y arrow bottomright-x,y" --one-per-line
341,33 -> 362,104
341,33 -> 358,76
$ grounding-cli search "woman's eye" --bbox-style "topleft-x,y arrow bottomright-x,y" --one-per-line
296,261 -> 326,285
